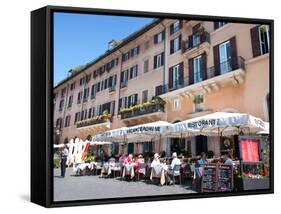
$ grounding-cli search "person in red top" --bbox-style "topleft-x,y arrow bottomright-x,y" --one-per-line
124,154 -> 133,164
135,154 -> 145,174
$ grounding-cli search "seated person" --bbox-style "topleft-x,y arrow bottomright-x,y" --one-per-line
198,152 -> 208,167
118,153 -> 126,164
108,155 -> 116,167
124,154 -> 133,165
135,154 -> 145,174
224,154 -> 234,165
170,152 -> 181,170
151,153 -> 161,167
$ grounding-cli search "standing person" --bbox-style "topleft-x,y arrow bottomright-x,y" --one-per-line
198,152 -> 208,167
60,145 -> 69,178
167,152 -> 181,184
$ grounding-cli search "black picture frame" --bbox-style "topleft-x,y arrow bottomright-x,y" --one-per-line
31,5 -> 274,208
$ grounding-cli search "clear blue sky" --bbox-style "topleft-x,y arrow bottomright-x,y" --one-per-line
54,12 -> 154,85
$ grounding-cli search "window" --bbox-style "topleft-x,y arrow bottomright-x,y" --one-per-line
70,82 -> 75,90
80,109 -> 87,121
170,20 -> 181,35
259,25 -> 270,55
59,99 -> 64,111
120,69 -> 129,88
74,112 -> 80,124
143,59 -> 149,73
172,64 -> 180,88
68,95 -> 73,107
170,35 -> 181,54
56,118 -> 63,128
122,52 -> 130,62
131,46 -> 139,57
144,41 -> 150,50
193,34 -> 201,46
193,55 -> 203,83
143,141 -> 153,153
154,52 -> 164,69
214,21 -> 228,30
128,94 -> 138,107
85,74 -> 91,83
77,91 -> 82,104
111,143 -> 119,156
61,88 -> 66,97
97,82 -> 101,92
194,94 -> 204,112
173,98 -> 181,111
142,90 -> 148,103
154,31 -> 165,44
83,88 -> 89,102
119,97 -> 127,111
91,84 -> 96,99
127,143 -> 134,154
80,77 -> 86,86
219,41 -> 231,74
64,115 -> 71,127
129,65 -> 138,79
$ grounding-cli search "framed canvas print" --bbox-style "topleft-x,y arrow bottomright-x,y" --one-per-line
31,5 -> 274,207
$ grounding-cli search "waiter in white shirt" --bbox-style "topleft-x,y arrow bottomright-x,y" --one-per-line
60,145 -> 69,177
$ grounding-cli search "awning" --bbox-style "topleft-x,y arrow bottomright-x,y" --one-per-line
172,112 -> 269,136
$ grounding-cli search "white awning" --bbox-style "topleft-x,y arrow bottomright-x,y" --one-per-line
172,112 -> 269,136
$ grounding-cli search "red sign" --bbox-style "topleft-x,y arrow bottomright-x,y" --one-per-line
240,139 -> 260,162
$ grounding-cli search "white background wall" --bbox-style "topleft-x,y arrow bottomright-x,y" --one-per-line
0,0 -> 279,213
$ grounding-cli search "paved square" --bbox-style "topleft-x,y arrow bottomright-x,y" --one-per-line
54,168 -> 197,201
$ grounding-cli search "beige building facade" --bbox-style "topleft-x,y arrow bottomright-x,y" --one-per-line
53,19 -> 270,157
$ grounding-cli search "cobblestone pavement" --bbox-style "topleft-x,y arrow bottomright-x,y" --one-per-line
54,168 -> 197,201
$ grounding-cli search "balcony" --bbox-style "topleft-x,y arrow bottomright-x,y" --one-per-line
109,85 -> 116,92
76,115 -> 112,129
159,56 -> 245,97
120,81 -> 128,89
120,102 -> 165,125
182,31 -> 210,56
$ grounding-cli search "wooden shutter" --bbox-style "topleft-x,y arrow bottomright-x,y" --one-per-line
128,95 -> 131,107
154,34 -> 158,44
214,22 -> 219,30
169,67 -> 174,89
135,64 -> 138,77
188,58 -> 194,85
162,31 -> 165,40
155,85 -> 161,96
179,62 -> 184,85
170,23 -> 174,35
201,52 -> 207,80
230,36 -> 238,69
179,20 -> 183,29
213,44 -> 220,76
154,55 -> 157,69
109,76 -> 113,87
130,67 -> 133,79
170,39 -> 174,54
134,94 -> 138,105
250,26 -> 261,57
161,52 -> 164,66
137,46 -> 140,55
120,71 -> 124,83
178,35 -> 182,50
188,35 -> 193,49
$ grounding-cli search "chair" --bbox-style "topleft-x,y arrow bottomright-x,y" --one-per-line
150,165 -> 165,185
171,164 -> 181,185
111,163 -> 122,178
135,163 -> 146,181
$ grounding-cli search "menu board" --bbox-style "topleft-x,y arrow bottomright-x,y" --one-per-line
240,139 -> 260,162
201,164 -> 217,192
201,164 -> 233,193
218,164 -> 233,192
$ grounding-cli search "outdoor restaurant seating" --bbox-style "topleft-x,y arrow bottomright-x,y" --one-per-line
122,163 -> 135,180
111,162 -> 122,178
150,165 -> 166,185
170,164 -> 181,185
135,163 -> 146,181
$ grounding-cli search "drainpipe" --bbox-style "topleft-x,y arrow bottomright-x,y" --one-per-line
160,22 -> 167,89
61,82 -> 70,142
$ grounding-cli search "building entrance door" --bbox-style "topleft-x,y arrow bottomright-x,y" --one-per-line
195,135 -> 208,155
